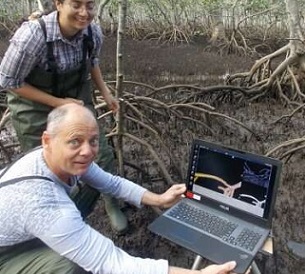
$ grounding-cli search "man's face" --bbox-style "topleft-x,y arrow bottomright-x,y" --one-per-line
57,0 -> 96,32
43,114 -> 99,181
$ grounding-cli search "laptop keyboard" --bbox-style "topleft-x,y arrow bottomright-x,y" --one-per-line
168,202 -> 262,252
223,227 -> 263,251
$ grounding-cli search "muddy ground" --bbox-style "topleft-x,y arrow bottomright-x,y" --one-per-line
1,32 -> 305,273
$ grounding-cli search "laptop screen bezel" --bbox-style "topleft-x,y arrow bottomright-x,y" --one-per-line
185,139 -> 282,228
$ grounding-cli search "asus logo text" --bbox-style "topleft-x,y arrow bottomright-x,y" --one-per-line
219,204 -> 230,211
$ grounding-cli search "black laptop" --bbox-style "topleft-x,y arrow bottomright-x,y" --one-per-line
148,139 -> 282,273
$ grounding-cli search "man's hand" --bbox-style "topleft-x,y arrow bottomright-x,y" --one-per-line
159,184 -> 186,208
199,261 -> 236,274
168,261 -> 237,274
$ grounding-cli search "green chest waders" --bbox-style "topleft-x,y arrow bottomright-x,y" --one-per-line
7,19 -> 94,152
6,19 -> 126,233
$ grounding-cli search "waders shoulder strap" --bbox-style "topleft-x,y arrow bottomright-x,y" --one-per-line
0,146 -> 53,188
37,18 -> 59,96
0,175 -> 53,188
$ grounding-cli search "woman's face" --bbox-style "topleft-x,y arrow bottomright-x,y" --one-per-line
56,0 -> 96,37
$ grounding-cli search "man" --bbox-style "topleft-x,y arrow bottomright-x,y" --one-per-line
0,0 -> 127,233
0,104 -> 237,274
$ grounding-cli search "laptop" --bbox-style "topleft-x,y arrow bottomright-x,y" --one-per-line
148,139 -> 282,273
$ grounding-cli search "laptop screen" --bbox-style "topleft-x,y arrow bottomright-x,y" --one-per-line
186,139 -> 281,221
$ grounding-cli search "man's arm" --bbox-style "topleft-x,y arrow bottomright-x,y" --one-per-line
0,21 -> 47,92
39,201 -> 236,274
141,184 -> 186,208
83,163 -> 185,209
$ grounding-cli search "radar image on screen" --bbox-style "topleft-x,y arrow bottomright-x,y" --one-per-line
191,146 -> 272,216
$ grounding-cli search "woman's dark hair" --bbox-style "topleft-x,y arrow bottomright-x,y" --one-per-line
42,0 -> 57,13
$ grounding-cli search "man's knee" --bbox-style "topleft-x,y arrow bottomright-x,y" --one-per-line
0,244 -> 89,274
47,254 -> 89,274
32,248 -> 89,274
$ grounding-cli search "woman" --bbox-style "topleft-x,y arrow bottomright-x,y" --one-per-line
0,0 -> 128,233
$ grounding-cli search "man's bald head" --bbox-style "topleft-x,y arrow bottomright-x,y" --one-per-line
46,103 -> 98,136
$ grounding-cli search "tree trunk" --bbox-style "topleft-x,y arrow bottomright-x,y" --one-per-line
286,0 -> 305,78
228,0 -> 305,103
286,0 -> 305,55
209,21 -> 227,44
97,0 -> 111,27
115,0 -> 127,176
27,0 -> 33,14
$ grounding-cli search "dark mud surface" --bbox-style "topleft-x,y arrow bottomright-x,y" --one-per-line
1,32 -> 305,273
90,36 -> 305,274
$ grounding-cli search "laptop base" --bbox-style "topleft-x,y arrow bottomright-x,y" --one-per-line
149,215 -> 255,274
191,255 -> 263,274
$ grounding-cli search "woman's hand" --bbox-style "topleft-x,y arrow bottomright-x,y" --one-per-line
103,93 -> 119,113
61,98 -> 84,106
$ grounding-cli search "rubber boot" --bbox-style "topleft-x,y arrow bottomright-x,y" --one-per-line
103,195 -> 128,234
287,240 -> 305,258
